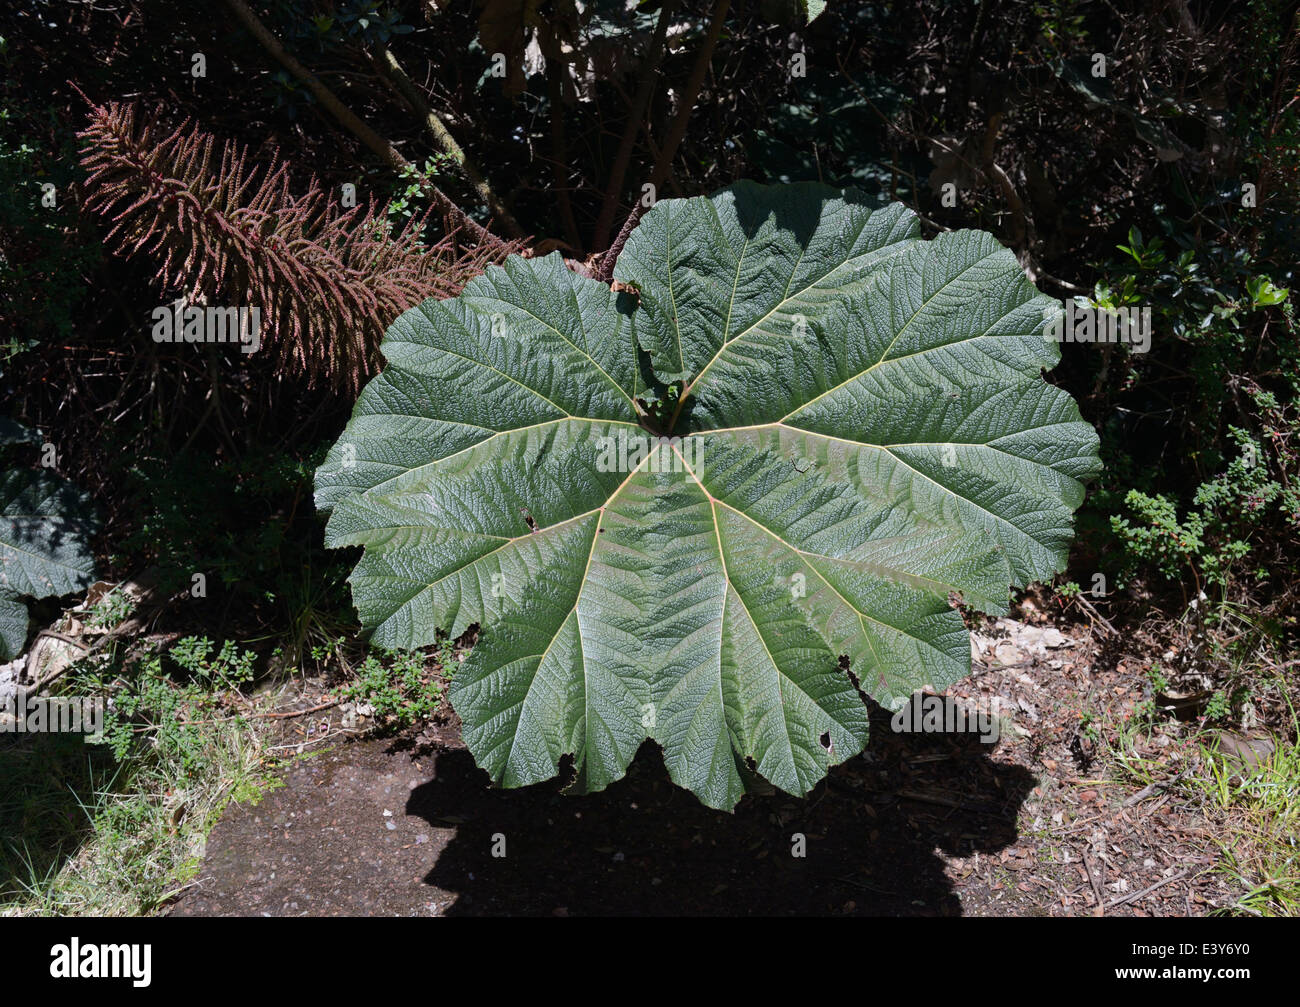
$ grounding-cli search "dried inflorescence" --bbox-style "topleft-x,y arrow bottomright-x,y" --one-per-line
78,101 -> 518,393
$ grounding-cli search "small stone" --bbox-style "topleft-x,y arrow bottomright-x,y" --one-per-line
994,640 -> 1025,666
1018,626 -> 1045,648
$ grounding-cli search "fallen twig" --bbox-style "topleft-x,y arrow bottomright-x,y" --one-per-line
897,788 -> 990,812
1078,845 -> 1106,912
1074,592 -> 1118,637
1122,770 -> 1188,808
1106,870 -> 1189,909
254,700 -> 340,720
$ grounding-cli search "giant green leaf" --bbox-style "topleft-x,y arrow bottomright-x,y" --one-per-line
0,589 -> 30,660
317,181 -> 1100,810
0,466 -> 100,660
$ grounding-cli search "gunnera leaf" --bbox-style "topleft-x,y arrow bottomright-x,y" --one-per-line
316,181 -> 1101,810
0,466 -> 100,660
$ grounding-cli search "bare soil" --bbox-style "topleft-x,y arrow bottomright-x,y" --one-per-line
169,601 -> 1240,917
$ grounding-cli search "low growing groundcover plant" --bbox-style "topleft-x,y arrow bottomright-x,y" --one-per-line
316,181 -> 1101,810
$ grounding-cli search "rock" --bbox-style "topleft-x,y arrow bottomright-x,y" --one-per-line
1042,628 -> 1067,648
27,634 -> 83,685
1,656 -> 22,699
1017,625 -> 1045,648
994,640 -> 1025,666
1211,731 -> 1275,775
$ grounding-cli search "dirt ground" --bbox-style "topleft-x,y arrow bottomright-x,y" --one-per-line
169,601 -> 1240,917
